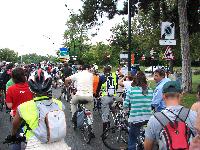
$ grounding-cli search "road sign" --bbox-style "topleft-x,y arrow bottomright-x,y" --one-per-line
160,22 -> 176,46
59,48 -> 69,57
120,53 -> 128,64
164,46 -> 174,60
161,22 -> 175,40
159,40 -> 176,45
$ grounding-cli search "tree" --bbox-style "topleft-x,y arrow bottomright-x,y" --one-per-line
64,11 -> 90,60
178,0 -> 192,93
0,48 -> 18,62
19,53 -> 50,64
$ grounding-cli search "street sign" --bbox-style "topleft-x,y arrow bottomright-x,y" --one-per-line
59,47 -> 69,57
164,46 -> 174,60
161,22 -> 175,40
159,40 -> 176,45
160,22 -> 176,46
120,53 -> 128,64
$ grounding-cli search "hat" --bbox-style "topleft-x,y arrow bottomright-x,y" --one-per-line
162,81 -> 182,94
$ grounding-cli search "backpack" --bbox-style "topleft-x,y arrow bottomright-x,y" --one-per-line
72,109 -> 86,128
154,107 -> 193,150
26,100 -> 66,143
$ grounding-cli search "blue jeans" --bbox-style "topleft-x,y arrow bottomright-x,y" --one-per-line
128,123 -> 141,150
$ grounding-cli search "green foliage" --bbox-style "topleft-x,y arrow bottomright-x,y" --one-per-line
80,42 -> 113,65
19,53 -> 55,64
63,0 -> 200,67
0,48 -> 18,62
190,33 -> 200,61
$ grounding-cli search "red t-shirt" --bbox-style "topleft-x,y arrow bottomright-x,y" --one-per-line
6,82 -> 33,116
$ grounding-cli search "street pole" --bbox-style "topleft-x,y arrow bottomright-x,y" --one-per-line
21,55 -> 23,65
128,0 -> 132,72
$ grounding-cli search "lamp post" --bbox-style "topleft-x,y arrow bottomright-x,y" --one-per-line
128,0 -> 132,72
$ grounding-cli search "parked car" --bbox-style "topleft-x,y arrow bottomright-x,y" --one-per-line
145,66 -> 169,73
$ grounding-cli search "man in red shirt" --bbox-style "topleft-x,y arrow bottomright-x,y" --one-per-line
6,67 -> 33,116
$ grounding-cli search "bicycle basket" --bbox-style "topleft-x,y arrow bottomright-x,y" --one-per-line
77,110 -> 85,128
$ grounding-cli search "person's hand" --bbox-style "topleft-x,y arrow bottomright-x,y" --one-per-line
4,135 -> 17,144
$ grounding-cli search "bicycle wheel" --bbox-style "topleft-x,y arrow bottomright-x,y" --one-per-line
81,124 -> 92,144
102,126 -> 128,150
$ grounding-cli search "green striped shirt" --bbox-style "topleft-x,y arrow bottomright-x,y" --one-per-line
123,86 -> 153,123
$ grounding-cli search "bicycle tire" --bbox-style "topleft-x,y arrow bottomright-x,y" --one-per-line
82,124 -> 92,144
102,126 -> 128,150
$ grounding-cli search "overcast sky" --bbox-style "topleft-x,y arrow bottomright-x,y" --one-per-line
0,0 -> 125,56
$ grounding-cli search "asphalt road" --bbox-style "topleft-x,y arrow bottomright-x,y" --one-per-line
0,88 -> 109,150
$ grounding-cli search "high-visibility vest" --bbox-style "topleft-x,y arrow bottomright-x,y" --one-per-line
18,96 -> 63,140
102,73 -> 117,96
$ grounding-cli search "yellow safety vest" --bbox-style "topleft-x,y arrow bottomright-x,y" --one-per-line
102,72 -> 117,96
18,96 -> 63,140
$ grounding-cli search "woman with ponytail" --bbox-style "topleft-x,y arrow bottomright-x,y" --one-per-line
123,71 -> 153,150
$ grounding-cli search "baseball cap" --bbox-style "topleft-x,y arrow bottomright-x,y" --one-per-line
162,81 -> 182,94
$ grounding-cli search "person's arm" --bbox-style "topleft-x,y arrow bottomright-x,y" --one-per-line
11,110 -> 21,135
151,86 -> 163,111
144,117 -> 157,150
65,73 -> 77,86
144,139 -> 154,150
118,76 -> 126,87
191,103 -> 198,112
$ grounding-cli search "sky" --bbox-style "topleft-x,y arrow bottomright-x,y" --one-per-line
0,0 -> 125,56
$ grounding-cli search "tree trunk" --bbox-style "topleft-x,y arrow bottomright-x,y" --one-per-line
178,0 -> 192,93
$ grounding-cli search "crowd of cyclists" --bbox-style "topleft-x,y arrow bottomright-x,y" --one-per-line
0,60 -> 200,150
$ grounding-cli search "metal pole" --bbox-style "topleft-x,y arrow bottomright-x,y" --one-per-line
128,0 -> 132,72
21,55 -> 23,65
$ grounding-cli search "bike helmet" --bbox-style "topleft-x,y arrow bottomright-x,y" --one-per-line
28,68 -> 52,96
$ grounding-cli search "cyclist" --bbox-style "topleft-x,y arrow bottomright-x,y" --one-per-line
123,71 -> 153,150
61,62 -> 72,81
7,68 -> 70,150
6,67 -> 33,117
65,65 -> 94,127
99,65 -> 118,132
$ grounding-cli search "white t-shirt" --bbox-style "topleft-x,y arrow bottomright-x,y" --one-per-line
123,81 -> 132,92
69,70 -> 93,96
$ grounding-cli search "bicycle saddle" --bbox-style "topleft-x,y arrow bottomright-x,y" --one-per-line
78,100 -> 89,104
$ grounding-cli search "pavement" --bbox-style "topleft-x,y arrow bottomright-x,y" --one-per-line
0,88 -> 109,150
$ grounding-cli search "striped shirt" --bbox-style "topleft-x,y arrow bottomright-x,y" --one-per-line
123,86 -> 153,123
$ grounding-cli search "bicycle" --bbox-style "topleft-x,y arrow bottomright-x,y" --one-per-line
101,101 -> 129,150
93,96 -> 102,116
72,100 -> 94,144
133,121 -> 148,150
3,134 -> 26,150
